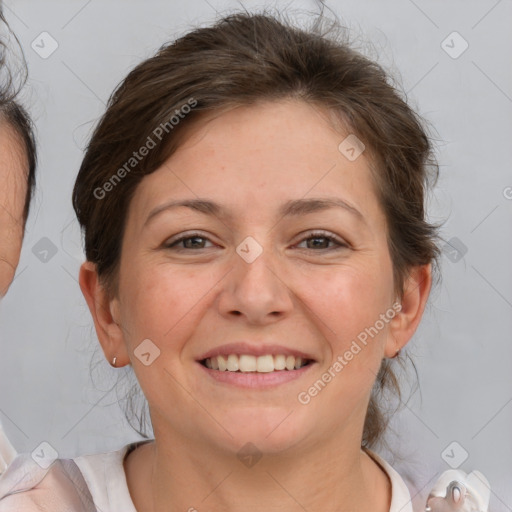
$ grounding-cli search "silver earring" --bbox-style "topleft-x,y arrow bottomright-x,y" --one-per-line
112,356 -> 117,367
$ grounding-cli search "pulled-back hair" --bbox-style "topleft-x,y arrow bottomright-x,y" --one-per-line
73,9 -> 441,450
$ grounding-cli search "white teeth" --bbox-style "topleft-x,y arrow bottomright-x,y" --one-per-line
256,355 -> 274,373
218,355 -> 227,371
203,354 -> 310,372
274,354 -> 286,370
227,354 -> 239,372
239,355 -> 257,372
285,355 -> 295,370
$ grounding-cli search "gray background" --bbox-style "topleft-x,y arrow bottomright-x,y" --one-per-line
0,1 -> 511,510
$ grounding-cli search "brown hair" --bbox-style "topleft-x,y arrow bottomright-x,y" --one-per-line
0,12 -> 37,225
73,9 -> 441,450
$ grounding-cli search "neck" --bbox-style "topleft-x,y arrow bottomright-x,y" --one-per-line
125,433 -> 391,512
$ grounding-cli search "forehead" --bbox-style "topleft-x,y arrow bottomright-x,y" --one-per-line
128,99 -> 384,228
0,123 -> 28,296
0,124 -> 27,214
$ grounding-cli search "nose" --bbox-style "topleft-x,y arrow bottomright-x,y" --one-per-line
217,239 -> 293,325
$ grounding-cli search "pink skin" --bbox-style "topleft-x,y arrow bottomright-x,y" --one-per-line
0,125 -> 28,298
80,99 -> 431,512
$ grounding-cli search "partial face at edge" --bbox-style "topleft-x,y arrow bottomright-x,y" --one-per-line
0,124 -> 28,298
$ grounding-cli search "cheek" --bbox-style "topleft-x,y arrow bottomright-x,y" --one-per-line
305,268 -> 391,410
312,261 -> 393,339
119,263 -> 211,346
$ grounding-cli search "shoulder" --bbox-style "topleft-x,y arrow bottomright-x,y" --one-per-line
0,441 -> 146,512
363,448 -> 414,512
0,452 -> 95,511
72,440 -> 151,512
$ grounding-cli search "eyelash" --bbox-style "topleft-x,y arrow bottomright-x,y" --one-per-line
165,231 -> 349,252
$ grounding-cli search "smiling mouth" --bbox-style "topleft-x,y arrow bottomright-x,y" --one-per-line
200,354 -> 314,373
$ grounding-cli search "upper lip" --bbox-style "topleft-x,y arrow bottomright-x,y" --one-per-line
196,342 -> 316,362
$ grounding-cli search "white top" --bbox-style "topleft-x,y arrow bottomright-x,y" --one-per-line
365,448 -> 414,512
0,440 -> 413,511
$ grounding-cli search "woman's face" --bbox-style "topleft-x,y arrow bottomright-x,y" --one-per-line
86,99 -> 429,455
0,126 -> 27,298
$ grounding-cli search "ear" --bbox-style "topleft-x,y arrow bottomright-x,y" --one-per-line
78,261 -> 129,366
384,263 -> 432,358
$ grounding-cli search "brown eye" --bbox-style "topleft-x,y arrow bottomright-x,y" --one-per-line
296,231 -> 348,251
165,233 -> 214,250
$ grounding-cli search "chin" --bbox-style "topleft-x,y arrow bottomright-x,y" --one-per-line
211,408 -> 310,456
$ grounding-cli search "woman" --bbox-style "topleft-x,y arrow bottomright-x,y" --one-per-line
0,16 -> 36,300
0,11 -> 37,473
0,9 -> 451,512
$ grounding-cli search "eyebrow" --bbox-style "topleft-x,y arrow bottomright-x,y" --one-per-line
144,196 -> 365,228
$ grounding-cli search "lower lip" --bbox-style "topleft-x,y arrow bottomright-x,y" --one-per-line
196,361 -> 316,389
